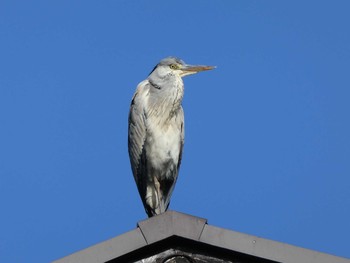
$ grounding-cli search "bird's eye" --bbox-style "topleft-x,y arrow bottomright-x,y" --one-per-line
170,64 -> 178,70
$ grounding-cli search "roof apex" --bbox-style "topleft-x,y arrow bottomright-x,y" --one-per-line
137,210 -> 207,244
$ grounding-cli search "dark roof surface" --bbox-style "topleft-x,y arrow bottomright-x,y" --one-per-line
52,211 -> 350,263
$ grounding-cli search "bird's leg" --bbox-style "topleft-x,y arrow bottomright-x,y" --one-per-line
145,186 -> 154,208
145,184 -> 158,216
154,177 -> 164,214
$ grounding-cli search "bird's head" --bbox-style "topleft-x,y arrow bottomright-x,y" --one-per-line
149,57 -> 215,78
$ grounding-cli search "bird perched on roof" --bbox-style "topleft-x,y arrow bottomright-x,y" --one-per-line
128,57 -> 214,217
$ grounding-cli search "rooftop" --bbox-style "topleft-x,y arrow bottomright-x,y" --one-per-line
52,210 -> 350,263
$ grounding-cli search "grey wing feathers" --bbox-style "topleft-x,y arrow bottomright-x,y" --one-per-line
128,84 -> 147,184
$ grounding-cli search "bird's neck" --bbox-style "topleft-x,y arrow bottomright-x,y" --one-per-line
148,79 -> 162,90
146,76 -> 184,123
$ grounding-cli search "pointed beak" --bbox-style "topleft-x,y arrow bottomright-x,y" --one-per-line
180,64 -> 216,77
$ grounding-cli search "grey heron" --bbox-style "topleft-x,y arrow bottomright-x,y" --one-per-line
128,57 -> 214,217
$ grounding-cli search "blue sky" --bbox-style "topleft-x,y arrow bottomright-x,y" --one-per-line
1,1 -> 349,262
